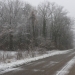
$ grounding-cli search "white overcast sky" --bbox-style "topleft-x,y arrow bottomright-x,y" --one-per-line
22,0 -> 75,18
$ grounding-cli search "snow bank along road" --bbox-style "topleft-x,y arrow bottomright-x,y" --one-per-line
1,49 -> 75,75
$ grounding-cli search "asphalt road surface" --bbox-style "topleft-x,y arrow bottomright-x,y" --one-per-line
1,49 -> 75,75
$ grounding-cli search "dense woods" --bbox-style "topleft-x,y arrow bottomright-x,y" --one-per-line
0,0 -> 73,51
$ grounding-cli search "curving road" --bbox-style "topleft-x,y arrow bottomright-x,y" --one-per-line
1,49 -> 75,75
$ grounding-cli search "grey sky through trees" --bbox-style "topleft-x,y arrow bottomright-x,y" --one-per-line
0,0 -> 73,50
22,0 -> 75,18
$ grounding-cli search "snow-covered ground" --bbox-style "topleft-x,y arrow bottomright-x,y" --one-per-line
0,49 -> 71,74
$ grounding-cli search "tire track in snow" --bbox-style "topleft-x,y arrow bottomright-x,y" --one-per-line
43,61 -> 58,68
55,56 -> 75,75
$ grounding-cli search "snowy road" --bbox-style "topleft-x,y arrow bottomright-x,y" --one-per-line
1,49 -> 75,75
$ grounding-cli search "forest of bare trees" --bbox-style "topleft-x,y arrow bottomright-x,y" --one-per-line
0,0 -> 73,51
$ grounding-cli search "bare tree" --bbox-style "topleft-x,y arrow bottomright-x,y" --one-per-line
38,1 -> 52,39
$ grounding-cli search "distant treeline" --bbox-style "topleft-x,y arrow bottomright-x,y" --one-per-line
0,0 -> 73,51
